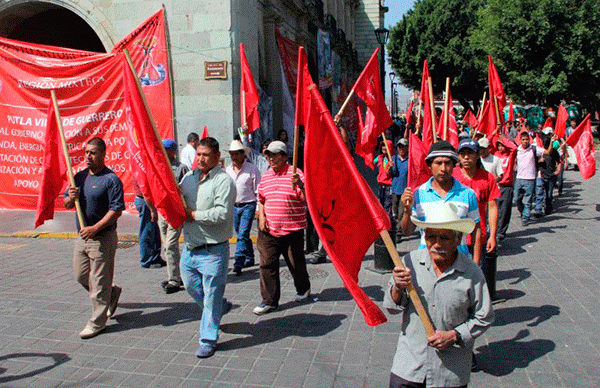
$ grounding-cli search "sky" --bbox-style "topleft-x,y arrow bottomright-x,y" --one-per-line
385,1 -> 416,107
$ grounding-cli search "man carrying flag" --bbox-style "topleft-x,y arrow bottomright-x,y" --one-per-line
63,138 -> 125,339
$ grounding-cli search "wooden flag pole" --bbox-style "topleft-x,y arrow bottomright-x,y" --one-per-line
443,77 -> 450,141
415,100 -> 422,136
428,77 -> 437,143
336,89 -> 356,121
380,229 -> 436,336
493,95 -> 501,126
123,49 -> 188,208
473,92 -> 487,138
381,132 -> 393,163
50,90 -> 86,228
241,90 -> 247,127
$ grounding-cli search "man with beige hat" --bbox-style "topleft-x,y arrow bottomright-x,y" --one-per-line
384,202 -> 494,388
225,139 -> 261,275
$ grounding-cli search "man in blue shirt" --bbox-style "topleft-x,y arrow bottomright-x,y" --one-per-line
390,138 -> 409,238
64,137 -> 125,339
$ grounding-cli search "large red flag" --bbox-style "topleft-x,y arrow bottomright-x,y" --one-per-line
35,101 -> 68,228
488,56 -> 506,123
555,104 -> 568,138
420,60 -> 435,149
508,100 -> 514,122
123,58 -> 188,229
294,46 -> 314,128
352,48 -> 393,169
405,98 -> 415,128
462,109 -> 478,130
436,88 -> 458,148
407,130 -> 431,190
240,43 -> 260,133
565,114 -> 595,180
477,100 -> 496,136
302,66 -> 389,327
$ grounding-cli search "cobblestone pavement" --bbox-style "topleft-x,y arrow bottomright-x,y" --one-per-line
0,168 -> 599,387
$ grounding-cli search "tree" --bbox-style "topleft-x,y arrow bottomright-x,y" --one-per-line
387,0 -> 487,112
471,0 -> 600,111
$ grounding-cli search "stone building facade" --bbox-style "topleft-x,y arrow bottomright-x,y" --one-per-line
0,0 -> 387,148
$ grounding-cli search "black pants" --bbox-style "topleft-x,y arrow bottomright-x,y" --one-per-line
497,185 -> 513,238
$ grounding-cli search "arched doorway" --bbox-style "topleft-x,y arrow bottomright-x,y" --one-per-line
0,2 -> 105,52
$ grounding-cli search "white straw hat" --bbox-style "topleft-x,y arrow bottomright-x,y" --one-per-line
411,202 -> 475,235
227,140 -> 249,154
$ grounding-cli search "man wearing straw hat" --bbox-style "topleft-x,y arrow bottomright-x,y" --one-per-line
384,202 -> 494,388
64,137 -> 125,339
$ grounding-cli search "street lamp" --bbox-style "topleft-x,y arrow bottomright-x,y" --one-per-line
374,27 -> 389,98
389,72 -> 396,118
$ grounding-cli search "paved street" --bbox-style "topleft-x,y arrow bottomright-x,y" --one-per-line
1,167 -> 599,387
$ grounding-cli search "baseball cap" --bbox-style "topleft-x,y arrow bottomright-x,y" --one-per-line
458,138 -> 479,153
396,138 -> 408,147
162,139 -> 177,150
265,140 -> 287,155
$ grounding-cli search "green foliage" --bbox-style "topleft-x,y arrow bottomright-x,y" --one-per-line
389,0 -> 600,112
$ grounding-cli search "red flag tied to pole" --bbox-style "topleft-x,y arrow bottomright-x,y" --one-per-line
408,130 -> 431,190
555,104 -> 568,138
477,100 -> 496,136
35,101 -> 68,228
508,100 -> 514,122
300,51 -> 389,326
419,61 -> 435,148
352,48 -> 393,169
240,43 -> 260,133
565,114 -> 596,180
123,57 -> 188,229
405,98 -> 415,128
191,126 -> 209,170
488,56 -> 506,121
462,109 -> 478,130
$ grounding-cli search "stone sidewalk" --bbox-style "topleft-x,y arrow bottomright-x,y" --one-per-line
0,167 -> 599,387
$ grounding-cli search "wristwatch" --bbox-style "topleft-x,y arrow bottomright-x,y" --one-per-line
454,330 -> 463,347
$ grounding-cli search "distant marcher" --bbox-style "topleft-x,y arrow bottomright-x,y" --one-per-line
535,134 -> 562,215
63,138 -> 125,339
253,141 -> 311,315
390,138 -> 409,238
515,132 -> 544,226
384,201 -> 494,388
226,140 -> 261,275
478,138 -> 503,181
240,124 -> 270,175
158,139 -> 189,294
494,140 -> 515,241
134,178 -> 165,269
180,137 -> 236,358
374,140 -> 394,222
180,132 -> 199,169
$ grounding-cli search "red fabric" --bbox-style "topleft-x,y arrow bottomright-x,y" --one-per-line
35,101 -> 68,228
565,114 -> 596,180
542,117 -> 554,129
488,56 -> 506,124
477,101 -> 496,136
123,58 -> 187,229
436,88 -> 458,148
535,134 -> 543,147
405,99 -> 415,127
303,75 -> 389,327
463,109 -> 478,129
201,126 -> 209,139
488,133 -> 517,186
375,140 -> 393,185
352,48 -> 393,170
275,29 -> 300,95
294,47 -> 314,128
555,104 -> 568,138
508,100 -> 514,122
240,43 -> 260,133
453,167 -> 501,244
420,60 -> 435,149
408,130 -> 431,190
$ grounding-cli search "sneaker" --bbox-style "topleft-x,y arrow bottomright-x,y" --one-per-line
293,290 -> 311,302
253,303 -> 276,315
164,281 -> 182,294
160,280 -> 169,289
149,260 -> 167,269
308,255 -> 326,264
233,267 -> 242,276
195,344 -> 216,358
107,286 -> 122,318
222,299 -> 233,315
522,219 -> 530,227
79,324 -> 106,339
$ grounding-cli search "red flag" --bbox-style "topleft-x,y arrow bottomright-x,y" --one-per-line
408,130 -> 431,189
303,74 -> 389,327
555,104 -> 568,138
35,101 -> 68,228
405,98 -> 415,127
565,114 -> 596,180
201,126 -> 209,139
123,58 -> 188,229
477,101 -> 496,136
463,109 -> 478,129
436,87 -> 458,148
294,47 -> 314,128
488,133 -> 517,186
488,56 -> 506,123
240,43 -> 260,133
352,48 -> 393,169
508,100 -> 514,122
535,133 -> 544,148
420,60 -> 435,149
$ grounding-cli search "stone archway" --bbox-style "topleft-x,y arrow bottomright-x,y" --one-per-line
0,1 -> 108,52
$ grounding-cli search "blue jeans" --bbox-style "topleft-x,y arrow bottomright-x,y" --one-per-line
233,202 -> 256,270
515,178 -> 535,221
134,196 -> 162,267
181,242 -> 229,347
535,177 -> 545,215
539,176 -> 556,214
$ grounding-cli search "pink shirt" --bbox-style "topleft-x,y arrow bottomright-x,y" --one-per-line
258,164 -> 307,236
516,145 -> 543,180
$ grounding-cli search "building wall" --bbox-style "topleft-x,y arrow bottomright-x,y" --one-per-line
354,0 -> 381,65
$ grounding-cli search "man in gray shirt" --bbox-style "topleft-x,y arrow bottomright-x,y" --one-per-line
179,137 -> 236,358
384,202 -> 494,388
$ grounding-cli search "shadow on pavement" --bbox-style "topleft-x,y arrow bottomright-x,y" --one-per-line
0,352 -> 70,384
108,301 -> 201,331
475,329 -> 555,376
315,285 -> 385,303
219,313 -> 346,350
493,305 -> 560,327
496,268 -> 531,285
494,289 -> 526,301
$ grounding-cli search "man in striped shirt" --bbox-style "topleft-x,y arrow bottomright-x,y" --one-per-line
253,141 -> 311,315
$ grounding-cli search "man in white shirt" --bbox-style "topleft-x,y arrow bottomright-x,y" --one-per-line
478,138 -> 503,181
180,132 -> 199,169
225,140 -> 261,275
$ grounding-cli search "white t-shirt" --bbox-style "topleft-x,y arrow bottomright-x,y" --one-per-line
480,154 -> 504,179
180,143 -> 196,169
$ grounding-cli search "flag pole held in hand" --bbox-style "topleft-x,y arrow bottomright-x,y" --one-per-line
50,89 -> 86,228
